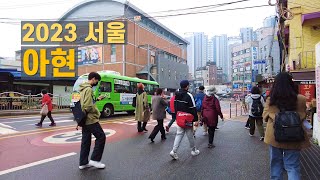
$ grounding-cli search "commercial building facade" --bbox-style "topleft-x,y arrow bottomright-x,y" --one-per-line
255,26 -> 280,79
231,41 -> 259,94
283,0 -> 320,102
60,0 -> 188,90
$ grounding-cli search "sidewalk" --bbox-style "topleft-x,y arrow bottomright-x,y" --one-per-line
0,109 -> 71,117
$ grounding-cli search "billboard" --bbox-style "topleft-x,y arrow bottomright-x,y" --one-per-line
78,46 -> 103,65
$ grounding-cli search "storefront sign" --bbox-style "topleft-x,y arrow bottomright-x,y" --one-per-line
299,84 -> 315,102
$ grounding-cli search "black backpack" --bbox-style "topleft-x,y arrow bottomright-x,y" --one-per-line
71,101 -> 87,130
251,96 -> 263,117
274,109 -> 305,142
132,94 -> 137,107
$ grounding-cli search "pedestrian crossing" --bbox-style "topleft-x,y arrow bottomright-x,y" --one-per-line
106,118 -> 178,128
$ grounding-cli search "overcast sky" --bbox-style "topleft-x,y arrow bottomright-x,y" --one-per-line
0,0 -> 276,57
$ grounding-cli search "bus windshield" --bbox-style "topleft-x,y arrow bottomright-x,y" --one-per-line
73,76 -> 88,92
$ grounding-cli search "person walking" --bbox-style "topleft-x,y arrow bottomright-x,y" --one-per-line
79,72 -> 106,170
245,87 -> 265,141
165,92 -> 177,132
135,83 -> 150,132
263,72 -> 310,180
194,86 -> 206,136
149,88 -> 168,142
201,86 -> 224,148
35,89 -> 56,127
169,80 -> 200,160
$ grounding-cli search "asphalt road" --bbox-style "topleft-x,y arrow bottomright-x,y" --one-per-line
0,119 -> 271,180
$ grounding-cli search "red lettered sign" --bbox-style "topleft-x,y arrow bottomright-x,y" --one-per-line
299,84 -> 315,102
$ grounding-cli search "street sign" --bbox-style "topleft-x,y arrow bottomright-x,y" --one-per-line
253,59 -> 266,65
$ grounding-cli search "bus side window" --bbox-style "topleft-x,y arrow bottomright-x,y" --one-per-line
131,81 -> 137,94
100,82 -> 111,92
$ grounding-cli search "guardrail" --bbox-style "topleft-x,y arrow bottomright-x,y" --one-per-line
0,92 -> 70,111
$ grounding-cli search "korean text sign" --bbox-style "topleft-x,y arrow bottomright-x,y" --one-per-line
21,21 -> 127,79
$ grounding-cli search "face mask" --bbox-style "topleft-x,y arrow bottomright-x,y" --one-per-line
92,82 -> 98,86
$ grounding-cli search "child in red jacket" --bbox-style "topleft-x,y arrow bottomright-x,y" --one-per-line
165,95 -> 176,132
35,89 -> 56,127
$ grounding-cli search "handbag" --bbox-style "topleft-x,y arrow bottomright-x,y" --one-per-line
40,104 -> 49,115
176,111 -> 194,128
143,107 -> 151,122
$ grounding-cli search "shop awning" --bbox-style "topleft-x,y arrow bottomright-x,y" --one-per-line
302,12 -> 320,24
291,71 -> 315,81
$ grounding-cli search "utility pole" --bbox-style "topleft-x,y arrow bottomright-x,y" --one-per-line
147,44 -> 150,81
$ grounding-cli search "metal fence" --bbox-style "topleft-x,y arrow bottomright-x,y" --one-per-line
0,92 -> 70,111
223,100 -> 249,119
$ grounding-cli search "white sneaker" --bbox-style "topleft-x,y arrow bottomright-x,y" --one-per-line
249,134 -> 254,137
203,132 -> 208,136
170,150 -> 179,160
191,149 -> 200,156
79,164 -> 91,170
89,160 -> 105,169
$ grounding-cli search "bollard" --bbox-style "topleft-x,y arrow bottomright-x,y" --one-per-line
236,103 -> 238,117
229,103 -> 232,118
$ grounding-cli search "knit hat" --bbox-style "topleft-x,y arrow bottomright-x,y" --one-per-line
180,80 -> 190,88
206,86 -> 217,96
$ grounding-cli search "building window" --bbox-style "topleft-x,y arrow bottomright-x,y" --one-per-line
111,45 -> 116,62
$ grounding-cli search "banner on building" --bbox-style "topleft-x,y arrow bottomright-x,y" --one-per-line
78,46 -> 103,65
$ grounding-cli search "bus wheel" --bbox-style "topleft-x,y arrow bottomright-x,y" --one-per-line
102,104 -> 114,118
126,111 -> 135,115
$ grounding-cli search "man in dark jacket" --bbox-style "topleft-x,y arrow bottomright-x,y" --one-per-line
169,80 -> 200,160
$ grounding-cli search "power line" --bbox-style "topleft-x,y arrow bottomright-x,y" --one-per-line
0,0 -> 258,21
143,4 -> 270,19
0,0 -> 77,10
142,0 -> 254,14
0,4 -> 271,24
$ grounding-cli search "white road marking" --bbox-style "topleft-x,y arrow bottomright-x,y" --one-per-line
27,120 -> 74,126
0,123 -> 15,129
0,114 -> 72,120
0,152 -> 77,176
0,126 -> 19,135
2,116 -> 73,124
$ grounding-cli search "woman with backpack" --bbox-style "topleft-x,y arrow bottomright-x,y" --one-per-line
263,72 -> 310,180
245,87 -> 265,141
135,83 -> 150,133
201,86 -> 224,148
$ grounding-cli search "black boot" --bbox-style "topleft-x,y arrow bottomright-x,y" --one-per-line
142,122 -> 148,132
137,122 -> 143,132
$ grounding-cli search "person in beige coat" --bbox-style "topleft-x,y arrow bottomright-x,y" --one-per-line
263,72 -> 310,180
135,83 -> 150,132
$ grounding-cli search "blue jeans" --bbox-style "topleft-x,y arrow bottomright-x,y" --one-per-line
269,145 -> 301,180
167,113 -> 176,128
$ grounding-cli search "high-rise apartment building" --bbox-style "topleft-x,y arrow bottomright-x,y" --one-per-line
240,27 -> 254,43
185,32 -> 208,79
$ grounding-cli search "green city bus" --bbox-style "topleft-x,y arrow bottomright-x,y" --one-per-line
71,71 -> 159,117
